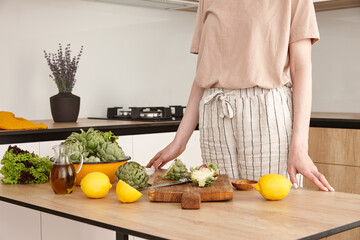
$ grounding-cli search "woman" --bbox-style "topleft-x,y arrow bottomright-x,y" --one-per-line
147,0 -> 334,191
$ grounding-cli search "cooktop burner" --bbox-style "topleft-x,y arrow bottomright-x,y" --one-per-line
107,106 -> 186,121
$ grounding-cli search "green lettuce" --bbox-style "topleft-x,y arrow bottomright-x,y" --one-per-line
0,148 -> 52,184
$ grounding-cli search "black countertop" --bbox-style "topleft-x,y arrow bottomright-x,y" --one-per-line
0,112 -> 359,144
310,112 -> 360,129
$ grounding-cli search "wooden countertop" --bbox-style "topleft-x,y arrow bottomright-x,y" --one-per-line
1,172 -> 360,240
33,118 -> 181,129
0,118 -> 181,144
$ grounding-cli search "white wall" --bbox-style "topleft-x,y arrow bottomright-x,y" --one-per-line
0,1 -> 359,119
0,0 -> 197,119
312,7 -> 360,113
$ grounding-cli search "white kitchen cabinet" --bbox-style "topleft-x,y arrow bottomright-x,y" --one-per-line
41,213 -> 115,240
116,135 -> 133,160
132,130 -> 202,168
132,132 -> 175,167
39,140 -> 62,157
178,130 -> 202,167
0,201 -> 41,240
0,143 -> 41,239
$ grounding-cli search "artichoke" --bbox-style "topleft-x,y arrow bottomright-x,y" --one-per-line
66,130 -> 87,144
97,142 -> 125,161
190,163 -> 219,187
115,162 -> 150,190
85,128 -> 106,155
162,159 -> 188,180
84,156 -> 101,162
61,140 -> 88,163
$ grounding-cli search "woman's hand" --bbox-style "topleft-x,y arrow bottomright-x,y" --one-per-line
146,81 -> 204,169
288,147 -> 334,192
146,141 -> 185,169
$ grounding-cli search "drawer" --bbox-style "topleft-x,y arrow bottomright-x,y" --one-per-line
309,128 -> 360,167
303,163 -> 360,194
320,227 -> 360,240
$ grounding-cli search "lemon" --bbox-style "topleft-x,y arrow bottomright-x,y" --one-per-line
254,174 -> 291,200
80,172 -> 112,199
116,180 -> 142,203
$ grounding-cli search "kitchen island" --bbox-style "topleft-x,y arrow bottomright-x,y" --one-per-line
0,171 -> 360,240
0,112 -> 359,144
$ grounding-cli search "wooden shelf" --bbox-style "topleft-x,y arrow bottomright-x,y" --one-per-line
179,0 -> 360,12
314,0 -> 360,12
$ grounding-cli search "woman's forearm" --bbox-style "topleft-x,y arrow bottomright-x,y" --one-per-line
289,40 -> 313,151
173,81 -> 204,148
288,39 -> 334,191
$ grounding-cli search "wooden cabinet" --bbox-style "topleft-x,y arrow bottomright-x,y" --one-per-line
304,127 -> 360,194
320,227 -> 360,240
132,131 -> 202,168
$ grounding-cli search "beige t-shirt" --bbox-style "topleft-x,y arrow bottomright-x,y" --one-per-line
190,0 -> 320,89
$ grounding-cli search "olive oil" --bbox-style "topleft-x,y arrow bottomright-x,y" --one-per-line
50,163 -> 76,194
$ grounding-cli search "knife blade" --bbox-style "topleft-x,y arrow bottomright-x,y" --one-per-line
149,178 -> 190,189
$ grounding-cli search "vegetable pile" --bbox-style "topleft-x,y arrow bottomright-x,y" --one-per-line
62,128 -> 126,163
0,146 -> 52,184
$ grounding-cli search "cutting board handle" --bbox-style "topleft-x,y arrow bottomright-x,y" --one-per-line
181,192 -> 201,209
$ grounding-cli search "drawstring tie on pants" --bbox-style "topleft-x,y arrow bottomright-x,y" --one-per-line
203,90 -> 235,118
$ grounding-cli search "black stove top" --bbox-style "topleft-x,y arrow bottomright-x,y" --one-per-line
107,106 -> 186,121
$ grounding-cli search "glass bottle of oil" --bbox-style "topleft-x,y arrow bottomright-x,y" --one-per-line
50,145 -> 83,194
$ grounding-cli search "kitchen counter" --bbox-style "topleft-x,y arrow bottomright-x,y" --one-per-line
0,172 -> 360,240
310,112 -> 360,129
0,118 -> 181,144
0,112 -> 359,144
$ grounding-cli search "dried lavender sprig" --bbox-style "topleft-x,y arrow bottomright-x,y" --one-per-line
44,43 -> 84,93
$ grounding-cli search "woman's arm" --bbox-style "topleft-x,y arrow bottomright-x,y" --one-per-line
288,39 -> 334,192
146,81 -> 204,168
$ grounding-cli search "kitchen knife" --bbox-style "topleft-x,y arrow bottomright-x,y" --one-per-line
149,177 -> 190,189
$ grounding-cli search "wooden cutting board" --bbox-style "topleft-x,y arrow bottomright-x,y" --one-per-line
148,174 -> 233,209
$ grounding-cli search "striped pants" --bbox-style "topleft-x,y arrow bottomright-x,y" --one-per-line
199,85 -> 293,181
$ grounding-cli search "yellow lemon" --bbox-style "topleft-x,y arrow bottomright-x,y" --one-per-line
116,180 -> 142,203
254,174 -> 291,201
80,172 -> 112,199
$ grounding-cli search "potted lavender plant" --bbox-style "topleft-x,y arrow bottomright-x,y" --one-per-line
44,44 -> 83,122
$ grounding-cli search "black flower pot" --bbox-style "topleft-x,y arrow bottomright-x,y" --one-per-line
50,92 -> 80,122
